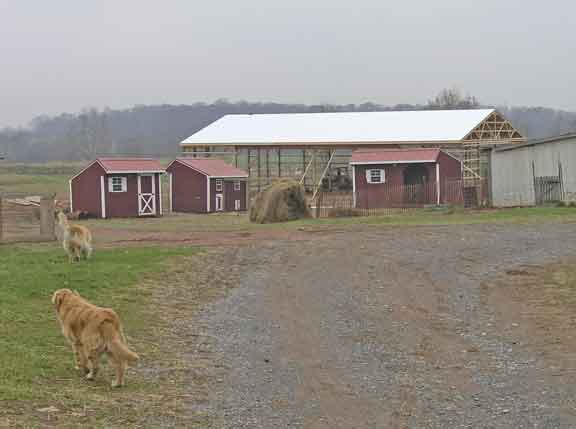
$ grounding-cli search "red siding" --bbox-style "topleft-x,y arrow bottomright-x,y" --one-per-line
224,180 -> 247,212
210,178 -> 247,212
354,155 -> 463,209
105,174 -> 139,217
71,162 -> 105,218
167,161 -> 208,213
437,152 -> 462,180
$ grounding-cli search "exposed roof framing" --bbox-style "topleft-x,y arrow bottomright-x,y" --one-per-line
463,111 -> 523,143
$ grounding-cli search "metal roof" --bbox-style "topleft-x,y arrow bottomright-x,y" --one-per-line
170,158 -> 249,178
97,158 -> 164,173
494,133 -> 576,152
350,148 -> 441,164
181,109 -> 495,147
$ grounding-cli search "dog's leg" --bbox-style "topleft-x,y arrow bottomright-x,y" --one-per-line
107,352 -> 126,388
75,345 -> 89,374
85,349 -> 100,380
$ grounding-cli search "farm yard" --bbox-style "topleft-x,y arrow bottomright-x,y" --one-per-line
4,164 -> 576,427
2,210 -> 576,426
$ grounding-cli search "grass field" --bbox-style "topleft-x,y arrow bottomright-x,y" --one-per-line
0,244 -> 200,426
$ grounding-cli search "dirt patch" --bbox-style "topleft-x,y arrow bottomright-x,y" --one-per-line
484,261 -> 576,361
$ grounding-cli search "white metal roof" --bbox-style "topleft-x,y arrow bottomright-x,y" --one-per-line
181,109 -> 495,147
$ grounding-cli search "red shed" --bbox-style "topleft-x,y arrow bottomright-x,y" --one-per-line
166,158 -> 248,213
69,158 -> 165,218
350,148 -> 462,209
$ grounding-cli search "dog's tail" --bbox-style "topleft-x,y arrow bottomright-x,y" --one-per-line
102,321 -> 139,362
109,338 -> 139,362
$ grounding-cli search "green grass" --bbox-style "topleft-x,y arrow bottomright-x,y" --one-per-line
80,206 -> 576,237
0,173 -> 70,197
0,244 -> 198,402
304,206 -> 576,227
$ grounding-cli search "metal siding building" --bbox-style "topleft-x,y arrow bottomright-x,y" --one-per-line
491,134 -> 576,207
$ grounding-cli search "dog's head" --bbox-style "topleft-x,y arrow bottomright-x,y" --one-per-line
55,211 -> 68,223
51,288 -> 79,311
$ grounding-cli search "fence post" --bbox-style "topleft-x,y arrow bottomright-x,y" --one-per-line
315,191 -> 323,218
40,195 -> 56,240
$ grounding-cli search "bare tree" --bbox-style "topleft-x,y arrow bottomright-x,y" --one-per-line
428,87 -> 480,109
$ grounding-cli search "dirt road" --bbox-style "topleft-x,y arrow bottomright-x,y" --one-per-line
180,223 -> 576,428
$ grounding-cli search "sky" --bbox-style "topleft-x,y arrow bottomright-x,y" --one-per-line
0,0 -> 574,128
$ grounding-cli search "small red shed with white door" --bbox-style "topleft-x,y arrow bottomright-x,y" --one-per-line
69,158 -> 164,218
351,148 -> 462,209
166,158 -> 248,213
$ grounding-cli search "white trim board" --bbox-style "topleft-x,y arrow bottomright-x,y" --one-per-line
206,177 -> 211,212
100,176 -> 106,218
68,179 -> 73,213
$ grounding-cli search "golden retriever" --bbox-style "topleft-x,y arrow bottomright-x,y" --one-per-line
56,211 -> 93,263
52,289 -> 139,387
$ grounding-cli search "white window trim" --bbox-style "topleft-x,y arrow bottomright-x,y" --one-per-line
234,199 -> 241,211
215,179 -> 223,192
108,176 -> 127,193
366,169 -> 385,184
234,181 -> 241,191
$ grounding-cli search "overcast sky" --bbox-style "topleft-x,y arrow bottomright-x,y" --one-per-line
0,0 -> 574,128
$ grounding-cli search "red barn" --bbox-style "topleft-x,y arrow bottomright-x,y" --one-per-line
351,148 -> 462,209
166,158 -> 248,213
69,158 -> 165,218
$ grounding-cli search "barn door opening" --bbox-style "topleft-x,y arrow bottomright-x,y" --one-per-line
403,164 -> 429,204
138,174 -> 156,216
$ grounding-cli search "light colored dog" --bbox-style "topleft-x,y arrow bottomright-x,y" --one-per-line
52,289 -> 139,387
56,211 -> 93,263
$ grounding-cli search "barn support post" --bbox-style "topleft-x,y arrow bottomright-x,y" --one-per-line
40,195 -> 56,240
277,149 -> 282,177
247,149 -> 252,194
266,149 -> 270,186
302,150 -> 307,189
257,148 -> 262,192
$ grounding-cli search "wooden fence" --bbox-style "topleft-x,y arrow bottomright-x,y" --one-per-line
311,180 -> 489,218
0,194 -> 56,243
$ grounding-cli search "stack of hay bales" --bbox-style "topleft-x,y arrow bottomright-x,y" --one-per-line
249,180 -> 310,223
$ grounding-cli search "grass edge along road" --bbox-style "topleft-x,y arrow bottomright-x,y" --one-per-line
0,244 -> 201,428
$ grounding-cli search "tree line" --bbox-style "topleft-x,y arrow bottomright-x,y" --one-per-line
1,90 -> 575,162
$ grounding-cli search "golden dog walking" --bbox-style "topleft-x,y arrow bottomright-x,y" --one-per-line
56,211 -> 93,263
52,289 -> 139,387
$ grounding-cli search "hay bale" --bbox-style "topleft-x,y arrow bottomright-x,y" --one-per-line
249,180 -> 310,223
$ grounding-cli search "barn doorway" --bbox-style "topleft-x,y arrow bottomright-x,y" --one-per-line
403,164 -> 429,204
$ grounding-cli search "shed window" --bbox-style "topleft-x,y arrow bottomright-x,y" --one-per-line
215,179 -> 223,192
366,169 -> 385,184
234,181 -> 241,191
235,199 -> 241,211
108,176 -> 127,192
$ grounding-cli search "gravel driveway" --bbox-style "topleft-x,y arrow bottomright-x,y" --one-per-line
184,223 -> 576,428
